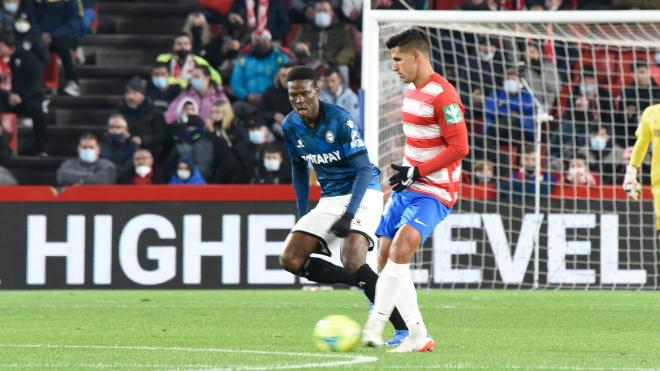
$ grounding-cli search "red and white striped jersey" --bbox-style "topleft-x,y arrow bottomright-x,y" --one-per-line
401,73 -> 467,207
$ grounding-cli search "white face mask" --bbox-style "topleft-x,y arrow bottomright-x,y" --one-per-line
135,165 -> 151,177
249,129 -> 267,144
504,79 -> 520,93
264,159 -> 281,172
4,2 -> 18,14
14,21 -> 30,34
314,11 -> 331,28
569,166 -> 586,178
590,136 -> 607,151
655,52 -> 660,65
479,51 -> 495,61
177,169 -> 191,180
79,148 -> 98,163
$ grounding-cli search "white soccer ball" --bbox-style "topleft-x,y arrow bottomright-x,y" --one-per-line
313,315 -> 361,352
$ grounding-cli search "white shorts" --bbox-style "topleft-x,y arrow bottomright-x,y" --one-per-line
291,189 -> 384,256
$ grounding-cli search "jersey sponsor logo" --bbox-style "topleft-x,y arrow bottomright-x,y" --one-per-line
350,130 -> 365,148
443,103 -> 463,124
325,131 -> 335,143
301,150 -> 342,165
296,139 -> 305,148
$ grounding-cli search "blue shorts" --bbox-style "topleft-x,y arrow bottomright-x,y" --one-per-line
375,189 -> 452,243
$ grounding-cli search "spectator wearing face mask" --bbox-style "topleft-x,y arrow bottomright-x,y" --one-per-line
294,0 -> 355,80
13,12 -> 47,61
169,157 -> 207,185
166,114 -> 215,181
250,142 -> 291,184
56,133 -> 117,186
183,11 -> 212,57
320,67 -> 359,126
243,119 -> 275,176
1,0 -> 21,33
502,144 -> 557,200
578,125 -> 626,184
118,148 -> 167,185
206,100 -> 250,183
564,153 -> 599,186
225,0 -> 290,43
156,32 -> 221,89
118,76 -> 172,163
550,94 -> 591,158
471,160 -> 496,185
260,63 -> 293,139
100,113 -> 139,171
290,40 -> 325,79
165,65 -> 228,124
620,62 -> 660,146
145,62 -> 181,113
230,29 -> 289,105
523,40 -> 559,113
572,66 -> 613,124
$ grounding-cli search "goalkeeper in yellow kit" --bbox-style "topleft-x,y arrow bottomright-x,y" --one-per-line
623,103 -> 660,236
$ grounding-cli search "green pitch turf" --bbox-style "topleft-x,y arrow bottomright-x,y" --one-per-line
0,290 -> 659,370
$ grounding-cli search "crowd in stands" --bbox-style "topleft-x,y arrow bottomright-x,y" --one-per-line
0,0 -> 655,189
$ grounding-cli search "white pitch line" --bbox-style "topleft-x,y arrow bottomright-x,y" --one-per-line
0,344 -> 379,370
379,364 -> 660,371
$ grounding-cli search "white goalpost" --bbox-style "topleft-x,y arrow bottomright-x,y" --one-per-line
362,9 -> 660,289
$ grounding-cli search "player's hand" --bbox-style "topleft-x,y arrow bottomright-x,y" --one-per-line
389,164 -> 420,192
329,212 -> 354,238
622,165 -> 641,201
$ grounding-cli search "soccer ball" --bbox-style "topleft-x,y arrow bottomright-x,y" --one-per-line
313,315 -> 361,352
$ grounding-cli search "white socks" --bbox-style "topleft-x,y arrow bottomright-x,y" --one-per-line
371,259 -> 428,339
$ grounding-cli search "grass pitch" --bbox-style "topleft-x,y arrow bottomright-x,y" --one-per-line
0,290 -> 659,370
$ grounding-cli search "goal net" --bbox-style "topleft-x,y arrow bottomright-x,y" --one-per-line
362,10 -> 660,289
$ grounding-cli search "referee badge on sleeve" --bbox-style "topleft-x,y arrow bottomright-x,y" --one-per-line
443,103 -> 463,124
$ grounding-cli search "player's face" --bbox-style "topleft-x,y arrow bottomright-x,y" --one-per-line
288,80 -> 320,122
390,47 -> 417,84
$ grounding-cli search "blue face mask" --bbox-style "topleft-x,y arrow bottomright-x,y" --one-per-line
4,2 -> 18,14
580,83 -> 596,95
152,76 -> 168,89
191,78 -> 206,92
590,136 -> 607,151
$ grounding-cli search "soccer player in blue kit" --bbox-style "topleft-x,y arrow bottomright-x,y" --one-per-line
279,66 -> 409,345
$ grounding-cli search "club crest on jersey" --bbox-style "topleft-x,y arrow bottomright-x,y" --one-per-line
301,150 -> 341,165
443,103 -> 463,124
296,139 -> 305,148
325,131 -> 335,143
346,120 -> 354,128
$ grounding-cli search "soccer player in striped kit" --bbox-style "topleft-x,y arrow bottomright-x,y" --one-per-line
362,29 -> 469,352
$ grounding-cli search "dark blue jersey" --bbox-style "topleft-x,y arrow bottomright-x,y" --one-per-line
282,101 -> 380,197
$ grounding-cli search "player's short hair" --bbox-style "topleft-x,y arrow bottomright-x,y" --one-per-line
287,66 -> 317,85
385,28 -> 430,56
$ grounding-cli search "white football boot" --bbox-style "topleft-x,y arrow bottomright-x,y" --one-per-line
387,335 -> 436,353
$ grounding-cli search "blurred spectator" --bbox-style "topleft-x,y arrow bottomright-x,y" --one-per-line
1,0 -> 21,33
550,94 -> 591,158
169,114 -> 215,180
564,153 -> 599,186
183,11 -> 212,57
100,113 -> 139,171
204,35 -> 241,82
620,62 -> 660,146
206,100 -> 250,183
578,126 -> 625,184
230,29 -> 289,103
145,62 -> 182,113
0,165 -> 16,185
25,0 -> 84,96
471,159 -> 496,184
294,0 -> 355,79
485,68 -> 536,144
243,118 -> 275,175
289,0 -> 340,24
456,36 -> 505,121
199,0 -> 234,25
166,65 -> 228,124
118,149 -> 167,185
371,0 -> 425,10
522,40 -> 559,113
526,0 -> 545,10
0,33 -> 47,155
0,125 -> 12,160
341,0 -> 361,27
544,0 -> 574,10
502,144 -> 557,199
169,157 -> 207,185
250,142 -> 291,184
290,40 -> 325,78
573,66 -> 614,124
320,66 -> 359,123
56,133 -> 116,186
226,0 -> 290,43
82,0 -> 96,34
118,76 -> 172,163
459,0 -> 499,10
177,99 -> 199,123
156,32 -> 221,89
260,63 -> 292,139
14,12 -> 48,62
